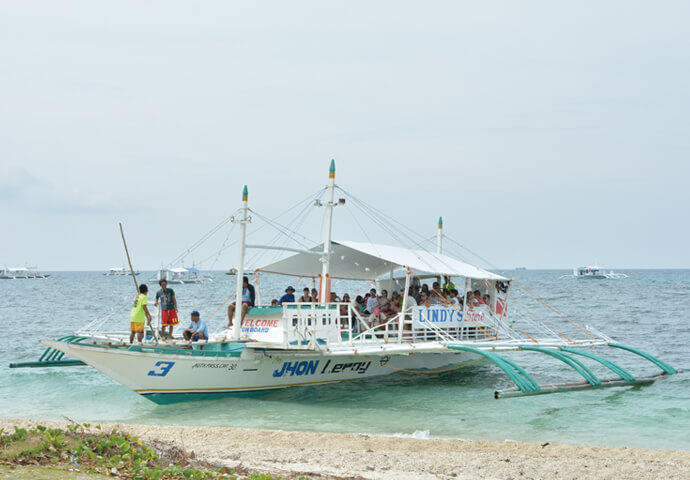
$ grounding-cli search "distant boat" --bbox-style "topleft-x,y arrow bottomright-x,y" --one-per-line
0,267 -> 49,279
152,267 -> 213,284
225,267 -> 254,275
104,267 -> 139,276
515,267 -> 527,271
562,266 -> 628,279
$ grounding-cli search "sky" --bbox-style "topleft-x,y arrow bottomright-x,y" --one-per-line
1,1 -> 689,270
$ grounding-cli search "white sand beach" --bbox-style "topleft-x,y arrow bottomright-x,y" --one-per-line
2,419 -> 689,479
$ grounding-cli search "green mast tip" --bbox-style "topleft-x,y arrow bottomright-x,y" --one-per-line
242,185 -> 248,201
329,159 -> 335,178
438,216 -> 443,228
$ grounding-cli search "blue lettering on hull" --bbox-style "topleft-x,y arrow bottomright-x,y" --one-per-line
272,360 -> 372,377
272,360 -> 319,377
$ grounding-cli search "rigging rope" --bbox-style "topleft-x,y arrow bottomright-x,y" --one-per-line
511,279 -> 596,340
509,297 -> 576,343
164,210 -> 239,269
206,270 -> 260,325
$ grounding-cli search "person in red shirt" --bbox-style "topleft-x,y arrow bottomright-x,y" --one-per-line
155,279 -> 178,340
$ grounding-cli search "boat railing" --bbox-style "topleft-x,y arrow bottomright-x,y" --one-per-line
348,310 -> 402,344
330,304 -> 504,346
283,303 -> 348,347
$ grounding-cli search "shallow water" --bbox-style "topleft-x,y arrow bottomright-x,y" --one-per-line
1,270 -> 688,450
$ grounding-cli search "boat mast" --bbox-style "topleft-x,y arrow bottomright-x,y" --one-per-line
319,159 -> 336,304
436,216 -> 443,286
232,185 -> 250,340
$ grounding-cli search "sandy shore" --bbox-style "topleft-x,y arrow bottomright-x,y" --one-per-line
2,419 -> 689,479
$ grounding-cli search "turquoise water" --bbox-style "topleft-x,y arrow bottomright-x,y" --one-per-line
1,270 -> 688,450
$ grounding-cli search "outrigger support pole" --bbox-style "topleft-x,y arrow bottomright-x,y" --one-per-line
559,347 -> 636,381
9,336 -> 89,368
608,344 -> 678,375
521,346 -> 601,386
448,343 -> 678,400
447,345 -> 540,393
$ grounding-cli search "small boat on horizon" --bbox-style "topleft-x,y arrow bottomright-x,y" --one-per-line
562,266 -> 628,279
0,266 -> 49,279
104,267 -> 140,276
152,267 -> 213,285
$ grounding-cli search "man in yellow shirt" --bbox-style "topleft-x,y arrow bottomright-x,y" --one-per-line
130,284 -> 152,344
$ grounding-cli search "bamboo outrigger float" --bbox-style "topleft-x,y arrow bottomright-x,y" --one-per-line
10,161 -> 678,403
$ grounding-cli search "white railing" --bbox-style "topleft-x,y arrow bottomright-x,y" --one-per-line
341,304 -> 503,345
282,303 -> 349,348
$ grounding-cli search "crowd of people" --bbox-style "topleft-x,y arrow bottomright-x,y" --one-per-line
129,275 -> 499,343
259,277 -> 496,328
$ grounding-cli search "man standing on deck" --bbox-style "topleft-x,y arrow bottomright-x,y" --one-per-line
130,284 -> 152,344
155,279 -> 178,340
227,276 -> 255,328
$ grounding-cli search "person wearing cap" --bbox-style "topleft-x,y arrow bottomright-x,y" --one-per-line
183,311 -> 208,341
278,286 -> 296,305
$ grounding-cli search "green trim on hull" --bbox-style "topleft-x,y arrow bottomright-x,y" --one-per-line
142,389 -> 275,404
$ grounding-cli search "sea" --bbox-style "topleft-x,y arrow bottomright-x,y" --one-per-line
1,270 -> 688,450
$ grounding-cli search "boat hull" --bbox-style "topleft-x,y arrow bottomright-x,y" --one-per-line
42,341 -> 473,404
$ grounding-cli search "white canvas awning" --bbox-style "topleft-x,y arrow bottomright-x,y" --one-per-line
257,240 -> 506,281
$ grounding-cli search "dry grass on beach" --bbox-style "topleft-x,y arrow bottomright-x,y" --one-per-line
2,419 -> 689,480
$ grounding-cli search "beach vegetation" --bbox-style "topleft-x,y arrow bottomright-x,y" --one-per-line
0,424 -> 306,480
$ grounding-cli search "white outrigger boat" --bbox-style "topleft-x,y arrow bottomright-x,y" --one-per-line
11,162 -> 676,403
152,267 -> 213,284
105,267 -> 140,276
0,266 -> 49,279
562,266 -> 629,279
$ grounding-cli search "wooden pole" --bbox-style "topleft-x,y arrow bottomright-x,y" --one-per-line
119,223 -> 139,294
119,223 -> 157,342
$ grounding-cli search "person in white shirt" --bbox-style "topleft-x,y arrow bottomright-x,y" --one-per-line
450,289 -> 461,307
365,288 -> 379,314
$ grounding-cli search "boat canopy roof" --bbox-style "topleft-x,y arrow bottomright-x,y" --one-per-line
258,240 -> 506,281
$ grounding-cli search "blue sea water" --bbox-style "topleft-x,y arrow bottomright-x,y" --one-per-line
1,270 -> 688,450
